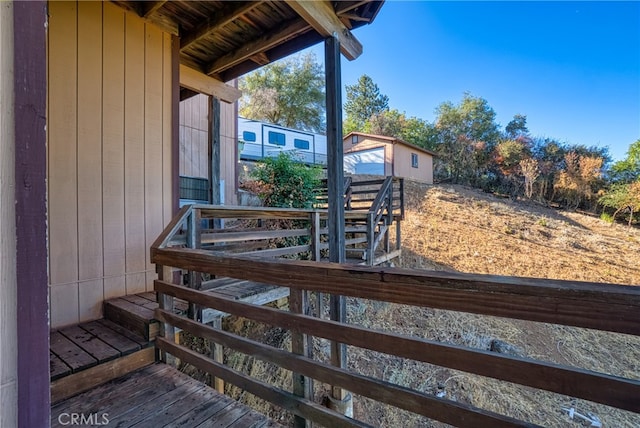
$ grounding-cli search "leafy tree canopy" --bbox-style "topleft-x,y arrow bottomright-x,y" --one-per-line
610,139 -> 640,183
239,53 -> 325,133
505,114 -> 529,138
344,74 -> 389,133
365,109 -> 437,150
433,93 -> 500,184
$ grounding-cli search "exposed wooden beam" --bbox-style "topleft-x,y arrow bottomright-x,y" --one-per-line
141,0 -> 167,18
249,52 -> 270,66
206,18 -> 309,76
218,29 -> 324,81
335,1 -> 371,15
180,1 -> 261,51
339,13 -> 370,23
179,65 -> 241,103
111,1 -> 178,35
285,0 -> 363,60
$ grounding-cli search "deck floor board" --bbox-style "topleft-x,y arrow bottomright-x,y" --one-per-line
51,364 -> 280,428
59,325 -> 121,363
50,331 -> 98,372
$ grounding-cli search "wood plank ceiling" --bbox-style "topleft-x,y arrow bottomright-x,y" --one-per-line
112,1 -> 384,82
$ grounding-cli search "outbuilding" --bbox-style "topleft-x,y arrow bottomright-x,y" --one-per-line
343,132 -> 436,183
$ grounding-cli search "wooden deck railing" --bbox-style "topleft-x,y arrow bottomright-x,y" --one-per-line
151,211 -> 640,427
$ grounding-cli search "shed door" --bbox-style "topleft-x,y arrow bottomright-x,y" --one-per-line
344,147 -> 385,175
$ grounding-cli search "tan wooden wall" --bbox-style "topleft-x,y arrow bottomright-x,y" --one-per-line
393,144 -> 434,184
220,97 -> 238,205
179,94 -> 209,179
48,1 -> 173,328
0,0 -> 18,424
179,92 -> 237,204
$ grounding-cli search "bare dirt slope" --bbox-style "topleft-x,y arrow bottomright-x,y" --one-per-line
346,181 -> 640,427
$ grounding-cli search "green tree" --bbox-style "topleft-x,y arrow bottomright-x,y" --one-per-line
239,53 -> 325,133
610,139 -> 640,183
599,180 -> 640,226
433,93 -> 500,184
344,74 -> 389,134
403,117 -> 439,151
365,109 -> 406,139
365,109 -> 437,150
505,114 -> 529,138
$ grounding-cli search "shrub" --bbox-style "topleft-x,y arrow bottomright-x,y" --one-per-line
250,152 -> 322,208
600,212 -> 614,223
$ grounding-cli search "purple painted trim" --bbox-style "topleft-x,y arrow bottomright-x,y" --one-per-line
13,1 -> 50,427
172,35 -> 180,214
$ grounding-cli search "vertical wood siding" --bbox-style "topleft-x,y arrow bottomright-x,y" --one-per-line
0,1 -> 17,425
179,94 -> 209,179
179,92 -> 237,205
48,1 -> 173,328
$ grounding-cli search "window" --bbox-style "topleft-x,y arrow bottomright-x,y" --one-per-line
268,131 -> 286,146
294,138 -> 310,150
242,131 -> 256,142
411,153 -> 419,168
351,135 -> 358,144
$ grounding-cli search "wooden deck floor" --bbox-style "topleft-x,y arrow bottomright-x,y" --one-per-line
51,363 -> 282,428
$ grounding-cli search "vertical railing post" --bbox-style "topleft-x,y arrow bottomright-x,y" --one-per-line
311,210 -> 324,318
186,207 -> 202,321
157,264 -> 175,365
367,211 -> 375,266
311,211 -> 321,262
210,316 -> 225,394
291,287 -> 312,428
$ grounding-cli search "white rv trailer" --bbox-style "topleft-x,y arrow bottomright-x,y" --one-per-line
238,117 -> 328,166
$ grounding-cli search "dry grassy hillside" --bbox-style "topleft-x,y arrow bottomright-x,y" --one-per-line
345,181 -> 640,427
400,180 -> 640,284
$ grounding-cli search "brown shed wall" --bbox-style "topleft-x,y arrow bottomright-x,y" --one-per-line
393,143 -> 434,183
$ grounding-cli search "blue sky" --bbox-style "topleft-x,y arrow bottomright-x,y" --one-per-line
305,1 -> 640,161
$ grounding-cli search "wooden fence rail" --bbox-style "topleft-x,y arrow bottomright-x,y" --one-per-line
151,202 -> 639,427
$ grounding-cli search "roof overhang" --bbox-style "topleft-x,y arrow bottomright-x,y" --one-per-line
344,132 -> 438,157
112,1 -> 384,82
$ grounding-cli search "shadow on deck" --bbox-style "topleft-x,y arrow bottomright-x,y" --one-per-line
51,363 -> 282,428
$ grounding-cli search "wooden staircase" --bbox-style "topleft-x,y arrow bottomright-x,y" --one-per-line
319,176 -> 404,265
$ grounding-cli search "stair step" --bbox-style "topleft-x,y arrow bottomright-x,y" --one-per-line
50,317 -> 155,403
51,347 -> 155,403
104,297 -> 160,341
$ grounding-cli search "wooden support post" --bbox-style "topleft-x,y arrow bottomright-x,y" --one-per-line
325,34 -> 351,415
325,40 -> 345,265
210,96 -> 222,229
290,288 -> 313,428
13,2 -> 50,426
157,265 -> 175,365
0,3 -> 18,424
210,317 -> 224,393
